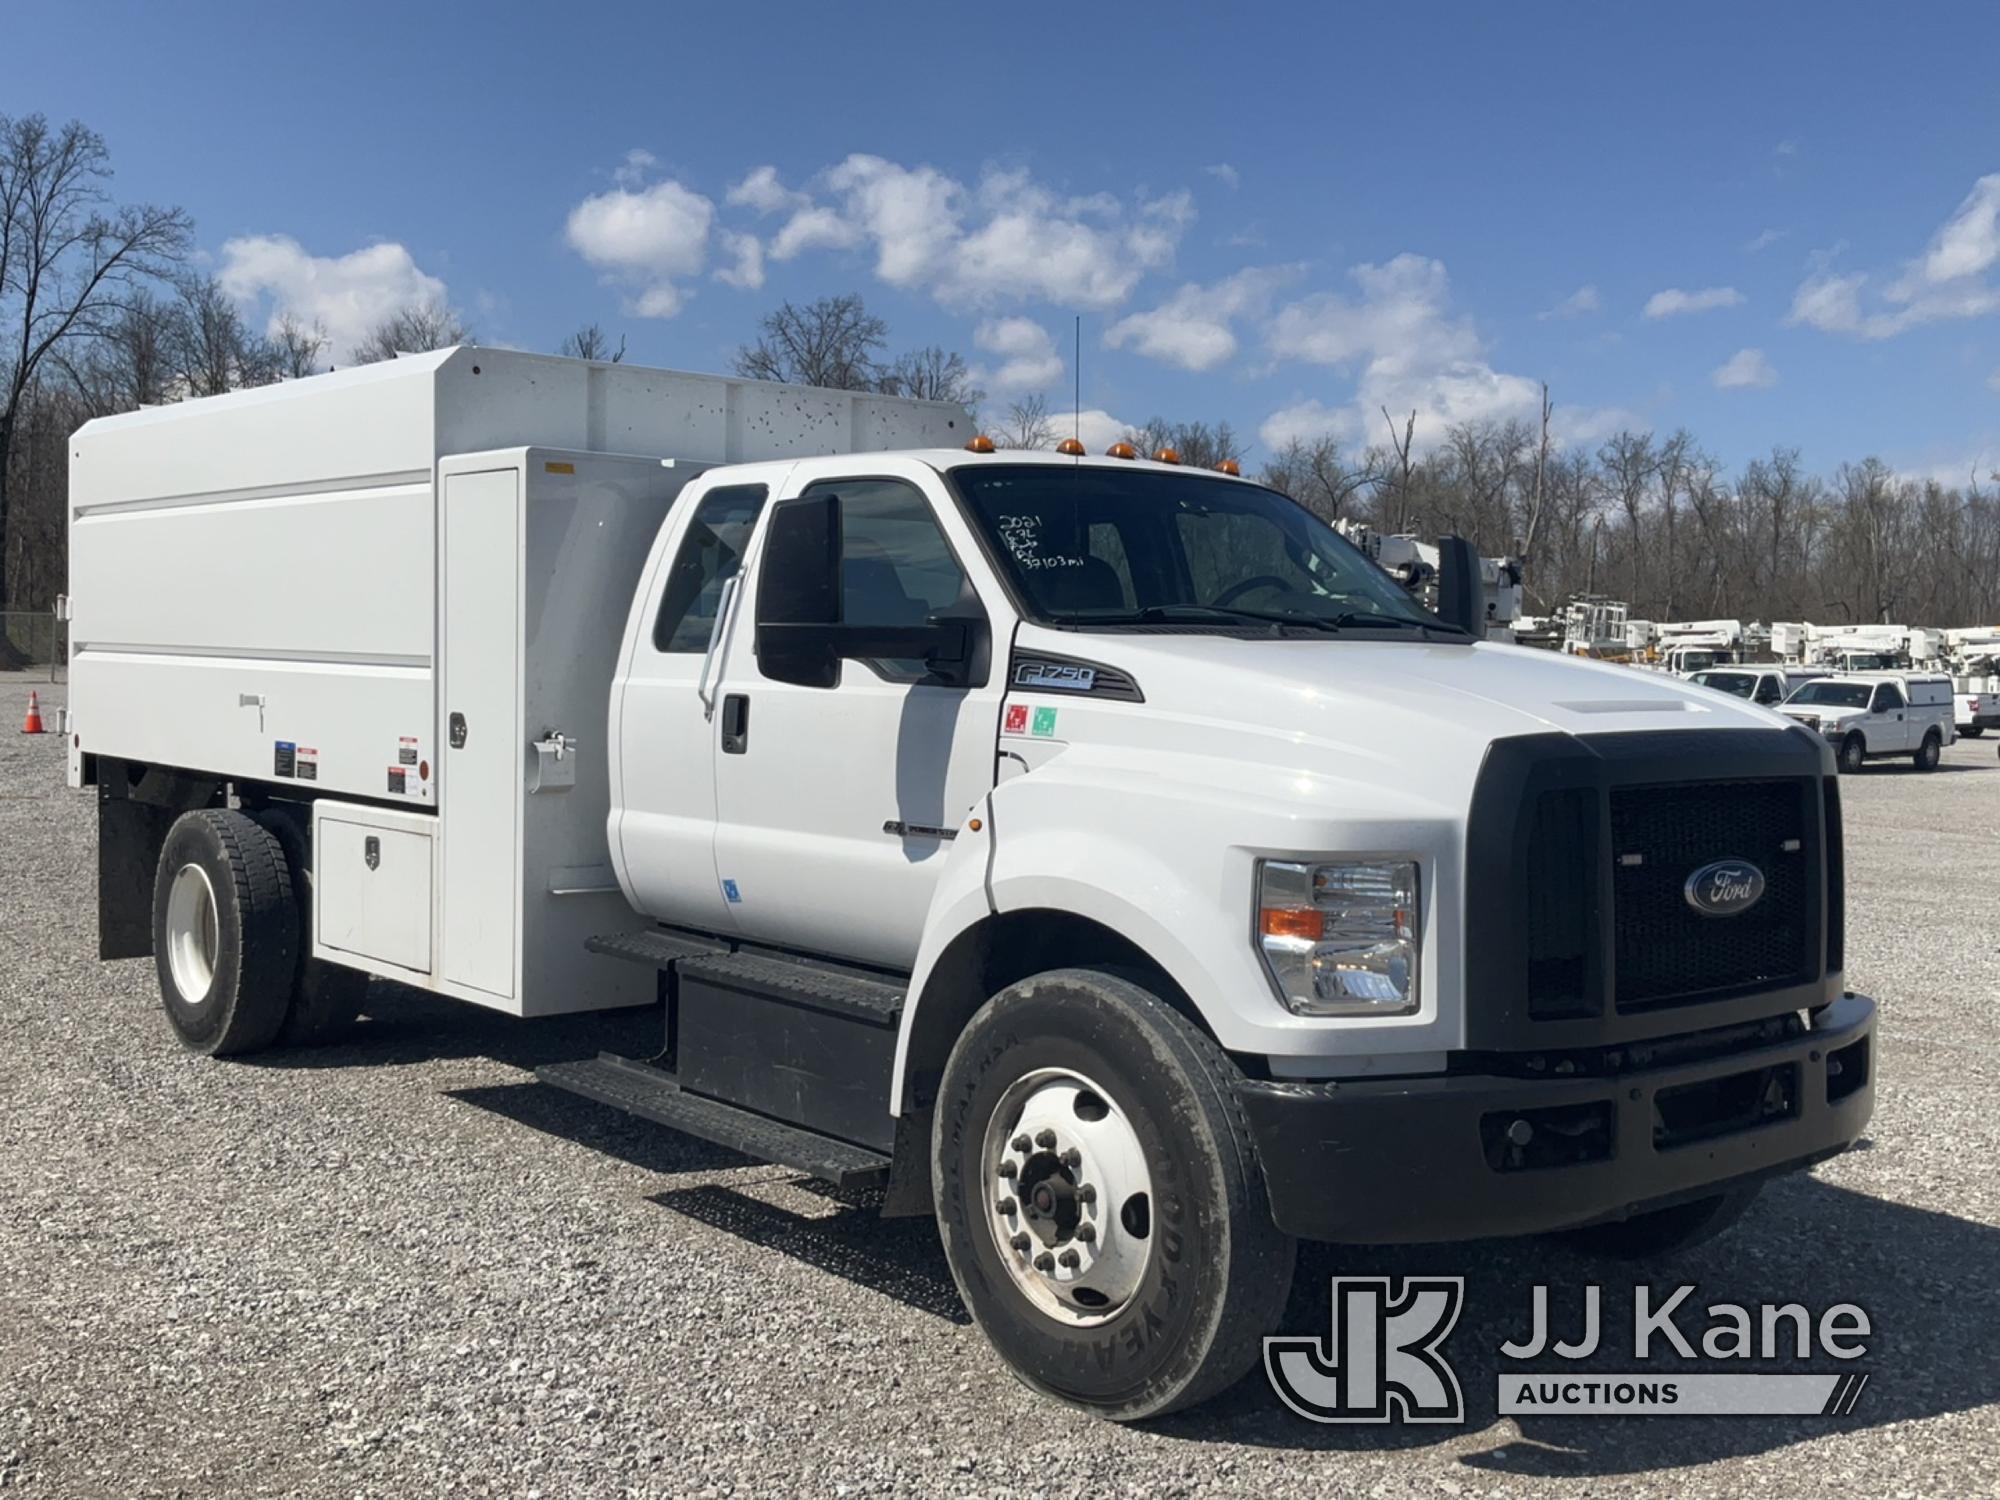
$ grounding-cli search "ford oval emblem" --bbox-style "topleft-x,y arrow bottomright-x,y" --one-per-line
1683,859 -> 1765,917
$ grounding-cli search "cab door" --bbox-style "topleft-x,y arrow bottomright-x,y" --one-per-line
707,461 -> 1008,968
611,470 -> 782,932
1867,681 -> 1910,751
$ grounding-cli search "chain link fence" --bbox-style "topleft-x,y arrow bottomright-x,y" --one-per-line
0,612 -> 66,681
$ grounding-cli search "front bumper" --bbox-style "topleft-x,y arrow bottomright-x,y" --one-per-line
1238,995 -> 1875,1243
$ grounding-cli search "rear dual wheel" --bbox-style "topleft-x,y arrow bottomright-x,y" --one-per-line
932,969 -> 1295,1420
152,807 -> 365,1056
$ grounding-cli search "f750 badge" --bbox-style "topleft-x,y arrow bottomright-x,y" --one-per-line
1013,661 -> 1096,692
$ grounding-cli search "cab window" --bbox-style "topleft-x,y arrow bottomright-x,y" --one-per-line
653,484 -> 769,652
1754,676 -> 1784,705
805,477 -> 981,684
1870,683 -> 1905,713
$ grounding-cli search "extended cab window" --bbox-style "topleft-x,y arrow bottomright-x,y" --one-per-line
949,463 -> 1445,635
1755,677 -> 1784,705
808,477 -> 977,683
653,484 -> 769,652
1870,683 -> 1905,713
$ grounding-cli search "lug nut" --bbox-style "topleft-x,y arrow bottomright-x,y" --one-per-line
997,1159 -> 1018,1178
1011,1233 -> 1031,1253
1011,1134 -> 1031,1152
1060,1147 -> 1081,1169
1058,1249 -> 1080,1269
1034,1252 -> 1054,1272
1077,1184 -> 1097,1204
1035,1129 -> 1057,1149
1076,1222 -> 1096,1243
996,1197 -> 1016,1215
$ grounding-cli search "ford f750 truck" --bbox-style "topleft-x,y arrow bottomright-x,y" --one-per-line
65,349 -> 1875,1419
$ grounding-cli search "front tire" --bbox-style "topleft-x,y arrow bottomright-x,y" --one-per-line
1913,732 -> 1941,771
1839,733 -> 1867,774
1554,1182 -> 1761,1259
932,969 -> 1295,1420
152,809 -> 297,1056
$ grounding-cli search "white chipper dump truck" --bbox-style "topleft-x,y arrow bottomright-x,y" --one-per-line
65,349 -> 1874,1419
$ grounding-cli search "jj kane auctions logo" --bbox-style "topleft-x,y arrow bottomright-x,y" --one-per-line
1266,1279 -> 1872,1421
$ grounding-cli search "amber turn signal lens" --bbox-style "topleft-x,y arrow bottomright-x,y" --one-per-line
1259,908 -> 1325,942
1106,442 -> 1137,459
1154,448 -> 1181,464
1056,437 -> 1087,456
965,434 -> 996,453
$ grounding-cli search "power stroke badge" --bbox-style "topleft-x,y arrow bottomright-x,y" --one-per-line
1267,1279 -> 1872,1422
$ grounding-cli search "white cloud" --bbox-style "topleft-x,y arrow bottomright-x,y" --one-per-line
713,229 -> 765,290
1260,253 -> 1623,453
1712,347 -> 1778,390
613,148 -> 658,188
217,235 -> 449,365
1538,284 -> 1601,320
1105,265 -> 1296,371
726,165 -> 806,216
973,317 -> 1063,393
770,205 -> 861,261
1744,227 -> 1788,254
1790,175 -> 2000,340
1205,163 -> 1240,190
1921,174 -> 2000,283
564,177 -> 714,318
1642,286 -> 1745,319
749,154 -> 1194,310
1045,408 -> 1133,453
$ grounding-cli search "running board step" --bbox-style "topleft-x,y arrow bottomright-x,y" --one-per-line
536,1054 -> 892,1190
586,927 -> 731,968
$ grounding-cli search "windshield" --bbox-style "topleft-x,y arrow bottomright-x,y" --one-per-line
948,464 -> 1451,634
1790,681 -> 1870,708
1691,671 -> 1757,698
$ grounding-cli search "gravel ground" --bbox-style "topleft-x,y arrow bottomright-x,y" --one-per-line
3,672 -> 1997,1499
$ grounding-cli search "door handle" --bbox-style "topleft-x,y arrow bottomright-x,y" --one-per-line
721,693 -> 750,755
449,711 -> 468,748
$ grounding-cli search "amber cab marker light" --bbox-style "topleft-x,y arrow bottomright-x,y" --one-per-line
1056,437 -> 1087,456
965,434 -> 996,453
1259,908 -> 1325,942
1107,442 -> 1138,460
1215,459 -> 1241,476
1154,448 -> 1182,465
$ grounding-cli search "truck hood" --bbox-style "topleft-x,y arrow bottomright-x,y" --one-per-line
1007,629 -> 1792,816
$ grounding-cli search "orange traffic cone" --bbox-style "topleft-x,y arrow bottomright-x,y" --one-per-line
21,690 -> 45,734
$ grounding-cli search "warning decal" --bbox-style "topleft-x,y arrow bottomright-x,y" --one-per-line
295,746 -> 319,782
387,766 -> 407,795
273,741 -> 296,778
1003,703 -> 1029,735
398,736 -> 419,766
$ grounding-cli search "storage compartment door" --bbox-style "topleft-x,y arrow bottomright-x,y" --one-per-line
441,467 -> 521,999
317,816 -> 434,974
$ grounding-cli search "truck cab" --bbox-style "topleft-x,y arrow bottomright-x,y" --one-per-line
68,354 -> 1876,1421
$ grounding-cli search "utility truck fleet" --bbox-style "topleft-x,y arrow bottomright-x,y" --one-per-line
64,350 -> 1875,1419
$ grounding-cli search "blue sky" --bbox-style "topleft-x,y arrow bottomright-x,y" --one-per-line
13,1 -> 2000,477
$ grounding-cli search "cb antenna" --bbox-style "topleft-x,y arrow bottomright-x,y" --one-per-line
1073,314 -> 1081,450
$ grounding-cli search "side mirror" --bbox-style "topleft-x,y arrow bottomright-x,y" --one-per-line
1434,535 -> 1482,635
753,494 -> 984,689
754,495 -> 842,688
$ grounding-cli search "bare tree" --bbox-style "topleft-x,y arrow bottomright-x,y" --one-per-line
1124,417 -> 1245,471
0,113 -> 191,609
271,311 -> 328,379
995,392 -> 1054,450
1380,407 -> 1416,532
879,344 -> 982,407
734,293 -> 887,390
349,299 -> 471,365
558,322 -> 625,363
170,274 -> 260,396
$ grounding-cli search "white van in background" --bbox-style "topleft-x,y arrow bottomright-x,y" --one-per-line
1780,673 -> 1956,772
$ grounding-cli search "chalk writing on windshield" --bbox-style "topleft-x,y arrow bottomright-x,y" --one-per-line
996,513 -> 1085,571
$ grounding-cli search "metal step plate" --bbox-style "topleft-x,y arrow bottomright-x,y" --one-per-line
536,1054 -> 892,1190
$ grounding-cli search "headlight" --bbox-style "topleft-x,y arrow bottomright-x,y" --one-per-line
1256,859 -> 1420,1016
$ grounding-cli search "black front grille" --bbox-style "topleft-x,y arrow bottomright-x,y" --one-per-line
1609,779 -> 1815,1008
1525,787 -> 1598,1018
